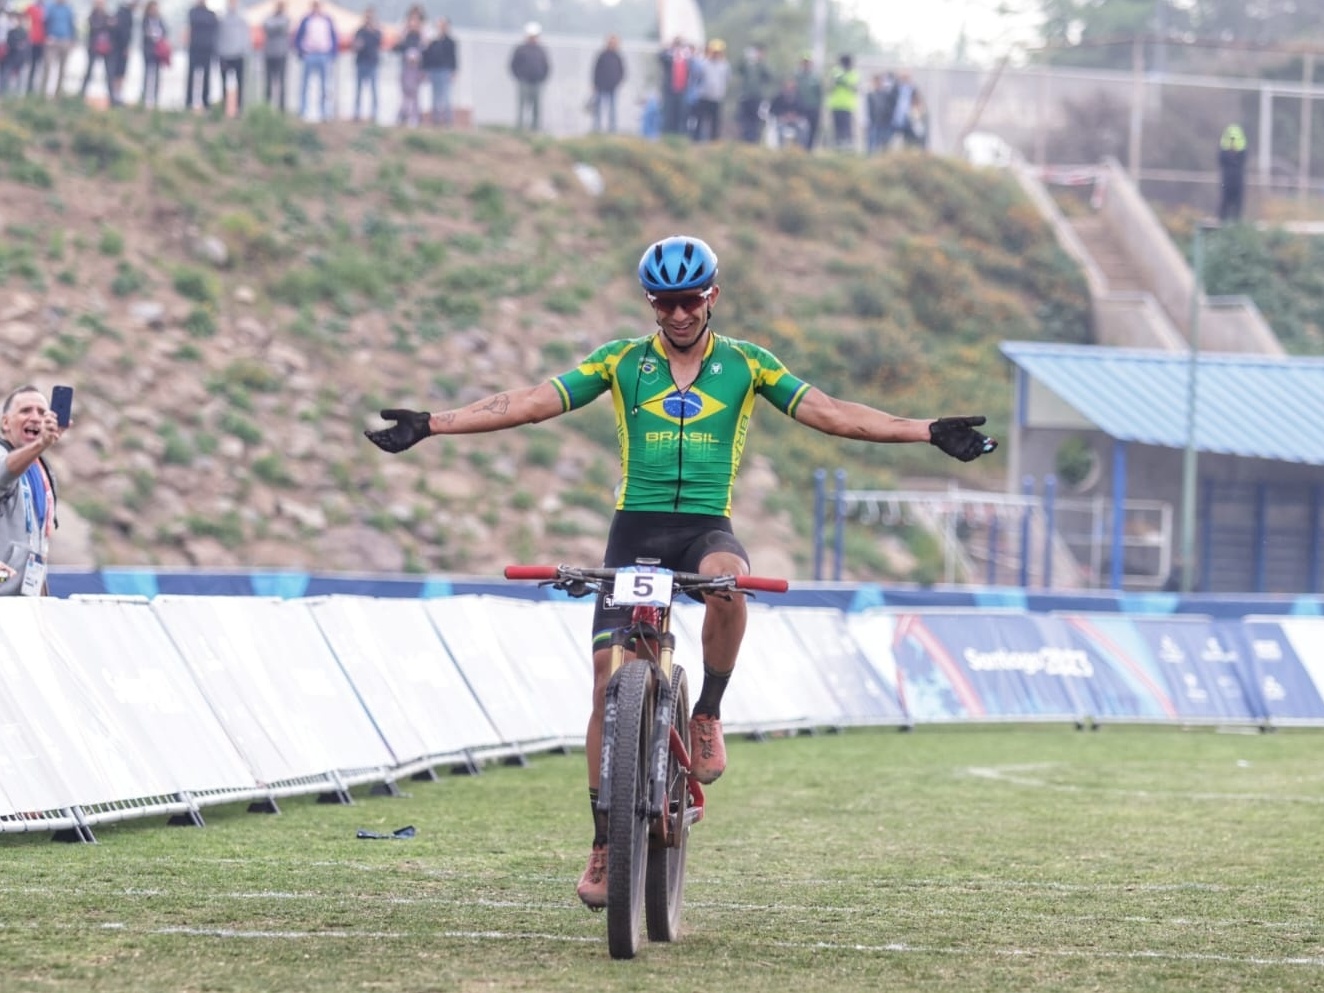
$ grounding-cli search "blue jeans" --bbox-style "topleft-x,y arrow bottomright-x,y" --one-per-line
593,89 -> 617,133
300,51 -> 333,120
429,68 -> 453,124
354,64 -> 378,121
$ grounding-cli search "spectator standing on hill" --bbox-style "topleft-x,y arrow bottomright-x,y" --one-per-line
2,12 -> 30,97
78,0 -> 115,102
826,53 -> 859,151
1218,123 -> 1247,222
794,54 -> 823,151
216,0 -> 248,114
769,76 -> 806,149
351,5 -> 382,123
295,0 -> 338,121
422,16 -> 456,126
39,0 -> 74,96
0,385 -> 66,598
139,0 -> 167,107
734,43 -> 771,143
394,8 -> 423,127
657,35 -> 691,135
509,21 -> 549,132
589,33 -> 624,134
889,70 -> 923,147
262,0 -> 290,112
691,38 -> 728,142
364,234 -> 997,910
866,71 -> 896,153
23,0 -> 44,95
107,0 -> 135,107
184,0 -> 218,111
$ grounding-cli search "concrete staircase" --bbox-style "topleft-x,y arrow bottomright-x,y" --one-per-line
1014,158 -> 1284,355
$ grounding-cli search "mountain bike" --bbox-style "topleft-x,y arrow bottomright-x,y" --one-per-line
504,560 -> 788,959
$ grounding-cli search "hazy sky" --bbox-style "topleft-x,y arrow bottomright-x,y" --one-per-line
842,0 -> 1043,63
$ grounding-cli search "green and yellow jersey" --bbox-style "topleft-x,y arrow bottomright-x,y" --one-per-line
551,331 -> 812,516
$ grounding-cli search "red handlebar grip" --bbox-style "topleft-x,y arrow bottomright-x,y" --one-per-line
504,565 -> 560,580
735,575 -> 789,593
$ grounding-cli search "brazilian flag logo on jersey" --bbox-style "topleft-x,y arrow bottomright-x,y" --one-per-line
640,387 -> 728,426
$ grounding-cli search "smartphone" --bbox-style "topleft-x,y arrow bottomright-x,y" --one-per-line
50,385 -> 74,428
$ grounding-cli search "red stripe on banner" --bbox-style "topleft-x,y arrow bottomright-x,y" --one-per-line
1064,616 -> 1177,718
895,615 -> 985,718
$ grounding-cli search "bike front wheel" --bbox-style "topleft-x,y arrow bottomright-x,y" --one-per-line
645,663 -> 690,943
605,660 -> 654,960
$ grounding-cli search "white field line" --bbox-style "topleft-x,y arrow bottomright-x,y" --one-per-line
0,921 -> 1308,967
3,876 -> 1320,899
964,763 -> 1324,803
0,892 -> 1316,934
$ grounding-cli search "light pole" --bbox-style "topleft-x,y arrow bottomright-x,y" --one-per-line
1179,220 -> 1216,592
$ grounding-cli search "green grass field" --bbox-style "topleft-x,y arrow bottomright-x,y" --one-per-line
2,725 -> 1322,992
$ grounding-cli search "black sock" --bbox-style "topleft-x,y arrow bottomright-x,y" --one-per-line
693,665 -> 732,719
589,788 -> 608,848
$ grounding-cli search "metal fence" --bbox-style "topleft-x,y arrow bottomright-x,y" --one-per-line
30,27 -> 1324,216
812,472 -> 1174,592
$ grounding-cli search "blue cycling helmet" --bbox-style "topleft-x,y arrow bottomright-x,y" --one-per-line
638,236 -> 719,293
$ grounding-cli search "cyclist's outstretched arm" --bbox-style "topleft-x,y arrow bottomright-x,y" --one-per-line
792,387 -> 931,443
366,381 -> 565,453
792,387 -> 996,462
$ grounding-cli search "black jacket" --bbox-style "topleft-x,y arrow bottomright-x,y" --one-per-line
592,48 -> 624,93
422,34 -> 456,71
510,41 -> 549,85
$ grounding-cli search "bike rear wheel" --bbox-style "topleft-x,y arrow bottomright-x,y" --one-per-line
645,664 -> 690,943
605,660 -> 653,960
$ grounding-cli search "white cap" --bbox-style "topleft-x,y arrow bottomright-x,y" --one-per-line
525,21 -> 542,37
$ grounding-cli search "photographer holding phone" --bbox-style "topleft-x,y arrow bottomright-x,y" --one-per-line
0,384 -> 67,597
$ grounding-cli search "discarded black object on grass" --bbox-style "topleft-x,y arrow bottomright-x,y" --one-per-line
356,825 -> 417,840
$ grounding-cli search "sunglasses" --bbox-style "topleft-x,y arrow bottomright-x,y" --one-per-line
646,287 -> 714,312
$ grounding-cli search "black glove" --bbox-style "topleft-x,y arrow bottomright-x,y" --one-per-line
929,415 -> 997,462
365,408 -> 433,453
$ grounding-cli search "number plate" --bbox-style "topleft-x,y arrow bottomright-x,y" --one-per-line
611,566 -> 674,607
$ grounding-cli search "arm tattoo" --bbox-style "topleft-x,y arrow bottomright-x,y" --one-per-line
480,394 -> 511,416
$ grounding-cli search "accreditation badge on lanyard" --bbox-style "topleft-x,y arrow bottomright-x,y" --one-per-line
19,472 -> 49,597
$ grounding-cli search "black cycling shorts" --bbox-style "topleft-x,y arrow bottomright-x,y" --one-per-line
590,510 -> 749,646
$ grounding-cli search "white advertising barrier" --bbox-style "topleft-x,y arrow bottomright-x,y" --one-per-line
671,601 -> 828,732
423,597 -> 561,750
1241,616 -> 1324,725
304,596 -> 504,762
782,607 -> 907,724
0,599 -> 97,816
843,611 -> 908,721
480,598 -> 593,744
151,597 -> 395,786
0,597 -> 216,810
55,597 -> 259,798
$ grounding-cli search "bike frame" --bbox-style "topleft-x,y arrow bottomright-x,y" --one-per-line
504,561 -> 787,957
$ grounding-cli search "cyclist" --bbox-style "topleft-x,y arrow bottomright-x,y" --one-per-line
365,234 -> 996,908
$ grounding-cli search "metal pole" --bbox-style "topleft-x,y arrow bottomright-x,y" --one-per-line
1128,36 -> 1144,179
1300,54 -> 1315,202
1179,223 -> 1207,593
832,468 -> 847,582
1019,476 -> 1034,588
1042,475 -> 1057,589
811,0 -> 828,77
812,468 -> 826,581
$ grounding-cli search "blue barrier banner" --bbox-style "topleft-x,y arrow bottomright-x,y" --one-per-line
1058,615 -> 1258,721
890,612 -> 1094,720
1239,618 -> 1324,723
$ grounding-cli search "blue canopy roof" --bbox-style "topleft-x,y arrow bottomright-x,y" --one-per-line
1000,342 -> 1324,466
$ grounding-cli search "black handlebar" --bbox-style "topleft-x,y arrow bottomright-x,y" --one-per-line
503,564 -> 788,596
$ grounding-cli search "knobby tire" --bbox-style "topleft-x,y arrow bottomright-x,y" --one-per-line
645,664 -> 689,943
605,660 -> 653,960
